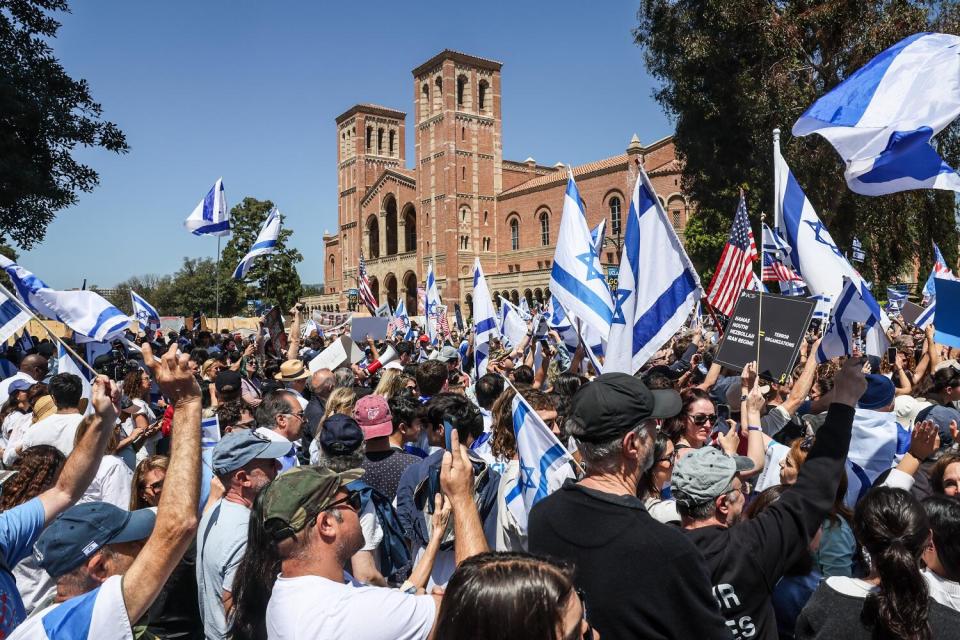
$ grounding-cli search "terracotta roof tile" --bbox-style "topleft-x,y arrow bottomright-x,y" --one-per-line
499,154 -> 628,197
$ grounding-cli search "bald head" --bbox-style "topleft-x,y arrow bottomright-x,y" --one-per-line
20,355 -> 48,381
309,369 -> 335,400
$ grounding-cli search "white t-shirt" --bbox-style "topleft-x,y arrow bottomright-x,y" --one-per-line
265,572 -> 435,640
8,574 -> 132,639
19,413 -> 84,457
925,569 -> 960,612
122,398 -> 160,464
2,412 -> 32,466
78,455 -> 133,509
360,500 -> 383,553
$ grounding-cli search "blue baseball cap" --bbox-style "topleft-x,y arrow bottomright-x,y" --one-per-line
212,429 -> 292,476
7,379 -> 31,394
34,502 -> 156,578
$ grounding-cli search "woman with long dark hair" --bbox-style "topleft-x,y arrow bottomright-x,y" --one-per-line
434,551 -> 593,640
637,431 -> 680,525
229,489 -> 278,640
796,487 -> 960,639
661,387 -> 719,458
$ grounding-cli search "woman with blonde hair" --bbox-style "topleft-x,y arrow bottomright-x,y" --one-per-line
374,369 -> 413,400
130,454 -> 169,510
308,387 -> 357,464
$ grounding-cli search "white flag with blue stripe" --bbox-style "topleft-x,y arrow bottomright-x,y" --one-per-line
774,139 -> 881,321
546,296 -> 578,352
201,415 -> 221,449
605,167 -> 700,374
590,218 -> 606,253
917,299 -> 936,328
793,33 -> 960,196
391,299 -> 413,339
233,206 -> 281,279
817,277 -> 886,362
184,178 -> 231,236
425,261 -> 440,343
472,260 -> 499,378
0,295 -> 30,345
498,296 -> 528,349
505,388 -> 577,533
923,242 -> 955,299
0,257 -> 131,342
549,172 -> 614,338
130,290 -> 160,333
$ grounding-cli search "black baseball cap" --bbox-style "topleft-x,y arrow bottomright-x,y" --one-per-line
568,373 -> 681,443
34,502 -> 156,578
215,369 -> 243,394
319,414 -> 364,456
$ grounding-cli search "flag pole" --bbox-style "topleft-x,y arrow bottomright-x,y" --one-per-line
214,235 -> 222,333
0,282 -> 98,377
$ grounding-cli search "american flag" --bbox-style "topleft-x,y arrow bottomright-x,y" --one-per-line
761,252 -> 805,284
358,250 -> 378,314
705,193 -> 758,316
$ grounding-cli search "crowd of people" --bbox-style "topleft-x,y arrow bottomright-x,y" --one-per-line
0,303 -> 958,639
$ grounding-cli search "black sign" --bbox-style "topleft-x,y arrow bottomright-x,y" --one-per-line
715,291 -> 816,383
900,301 -> 925,327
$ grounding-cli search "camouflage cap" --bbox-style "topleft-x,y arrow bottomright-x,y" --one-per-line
260,466 -> 364,541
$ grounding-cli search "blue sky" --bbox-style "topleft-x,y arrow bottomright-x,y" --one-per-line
23,1 -> 672,288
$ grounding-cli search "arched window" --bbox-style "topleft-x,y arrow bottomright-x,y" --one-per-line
389,130 -> 396,156
421,83 -> 430,118
366,216 -> 380,259
610,197 -> 622,235
385,195 -> 398,255
377,128 -> 384,155
402,205 -> 417,252
434,76 -> 443,112
461,126 -> 466,140
328,255 -> 335,280
510,218 -> 520,251
457,75 -> 467,107
539,211 -> 550,246
478,80 -> 488,112
365,126 -> 372,152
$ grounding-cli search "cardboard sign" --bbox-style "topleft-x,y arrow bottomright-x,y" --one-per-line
350,317 -> 390,342
263,307 -> 288,358
934,278 -> 960,348
308,336 -> 364,373
715,291 -> 816,383
900,301 -> 925,327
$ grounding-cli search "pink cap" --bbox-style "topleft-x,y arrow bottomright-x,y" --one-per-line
353,394 -> 393,439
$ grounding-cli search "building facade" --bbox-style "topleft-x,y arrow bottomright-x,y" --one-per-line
302,50 -> 691,318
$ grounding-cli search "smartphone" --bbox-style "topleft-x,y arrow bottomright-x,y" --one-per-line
443,417 -> 457,451
887,346 -> 898,363
716,403 -> 731,424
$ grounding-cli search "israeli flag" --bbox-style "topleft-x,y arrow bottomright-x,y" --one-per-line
0,296 -> 30,345
57,344 -> 92,415
504,387 -> 577,533
425,261 -> 440,343
774,140 -> 880,320
817,277 -> 886,363
0,256 -> 130,342
549,172 -> 614,338
184,178 -> 231,236
885,287 -> 908,314
605,168 -> 700,374
590,218 -> 606,253
793,33 -> 960,196
917,299 -> 936,328
923,242 -> 955,299
130,290 -> 160,332
472,259 -> 499,378
233,206 -> 281,279
392,300 -> 413,339
519,296 -> 531,319
498,296 -> 529,349
546,296 -> 578,352
844,410 -> 908,507
201,415 -> 221,449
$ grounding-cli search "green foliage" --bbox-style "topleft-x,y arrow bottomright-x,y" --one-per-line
111,259 -> 244,318
634,0 -> 960,291
0,0 -> 128,249
220,197 -> 303,311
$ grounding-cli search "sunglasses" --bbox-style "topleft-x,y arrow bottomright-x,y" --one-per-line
326,490 -> 362,513
145,479 -> 163,493
574,588 -> 595,640
688,413 -> 717,426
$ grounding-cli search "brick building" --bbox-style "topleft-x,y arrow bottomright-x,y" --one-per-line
302,49 -> 691,318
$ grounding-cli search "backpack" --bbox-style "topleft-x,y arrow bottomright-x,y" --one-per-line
349,480 -> 412,584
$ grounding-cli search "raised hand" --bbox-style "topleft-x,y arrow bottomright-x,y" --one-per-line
143,343 -> 200,407
832,357 -> 869,408
908,420 -> 940,461
91,375 -> 118,417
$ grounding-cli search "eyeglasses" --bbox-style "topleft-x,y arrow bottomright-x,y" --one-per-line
325,491 -> 362,513
657,450 -> 677,466
284,411 -> 305,421
145,479 -> 163,493
688,413 -> 717,426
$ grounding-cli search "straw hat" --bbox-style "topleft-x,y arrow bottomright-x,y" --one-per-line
274,360 -> 310,382
32,396 -> 56,424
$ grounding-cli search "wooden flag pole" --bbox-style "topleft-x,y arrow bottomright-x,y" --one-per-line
0,281 -> 98,378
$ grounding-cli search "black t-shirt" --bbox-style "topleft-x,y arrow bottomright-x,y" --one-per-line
361,449 -> 421,502
528,482 -> 728,640
685,403 -> 855,640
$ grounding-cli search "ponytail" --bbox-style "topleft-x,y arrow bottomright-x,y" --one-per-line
854,487 -> 931,640
228,489 -> 280,640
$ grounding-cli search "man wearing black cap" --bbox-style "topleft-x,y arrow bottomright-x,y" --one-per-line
9,344 -> 202,640
528,372 -> 729,640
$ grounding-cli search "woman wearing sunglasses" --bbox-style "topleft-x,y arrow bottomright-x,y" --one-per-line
434,551 -> 594,640
663,388 -> 721,460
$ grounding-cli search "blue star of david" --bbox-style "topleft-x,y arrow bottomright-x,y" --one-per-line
518,461 -> 537,492
611,288 -> 632,325
576,247 -> 605,282
804,221 -> 844,258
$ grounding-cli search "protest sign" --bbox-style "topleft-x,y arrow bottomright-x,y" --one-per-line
900,301 -> 925,327
263,306 -> 288,358
308,336 -> 364,373
934,278 -> 960,348
715,291 -> 816,383
351,317 -> 390,342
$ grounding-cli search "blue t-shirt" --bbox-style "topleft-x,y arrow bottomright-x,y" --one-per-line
0,497 -> 45,636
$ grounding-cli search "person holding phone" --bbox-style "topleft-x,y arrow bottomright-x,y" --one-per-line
117,367 -> 162,467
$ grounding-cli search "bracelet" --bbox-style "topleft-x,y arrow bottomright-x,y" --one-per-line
747,426 -> 762,432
